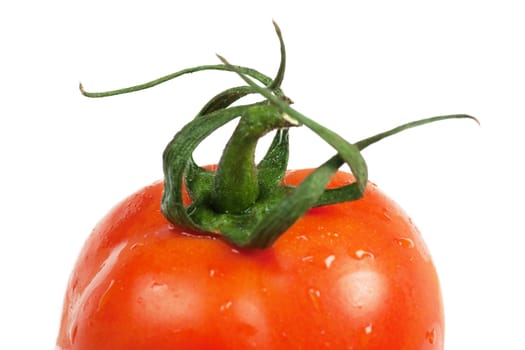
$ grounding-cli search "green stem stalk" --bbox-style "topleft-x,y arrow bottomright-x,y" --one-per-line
211,104 -> 292,214
80,21 -> 479,249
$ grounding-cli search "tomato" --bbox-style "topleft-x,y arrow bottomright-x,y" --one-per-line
56,169 -> 443,350
62,21 -> 477,350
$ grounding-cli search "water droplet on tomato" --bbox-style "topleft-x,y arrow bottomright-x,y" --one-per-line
129,242 -> 144,250
150,281 -> 167,292
364,323 -> 373,335
326,231 -> 340,238
296,235 -> 308,241
308,288 -> 322,311
394,237 -> 415,248
426,328 -> 437,344
209,269 -> 216,277
308,288 -> 321,298
354,249 -> 375,260
220,300 -> 233,311
301,255 -> 314,262
324,255 -> 336,268
382,208 -> 392,221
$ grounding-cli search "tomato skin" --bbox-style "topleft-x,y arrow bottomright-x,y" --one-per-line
57,170 -> 443,350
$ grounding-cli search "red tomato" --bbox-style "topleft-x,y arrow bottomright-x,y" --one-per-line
56,169 -> 443,349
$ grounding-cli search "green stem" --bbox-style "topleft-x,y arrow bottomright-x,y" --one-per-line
80,21 -> 479,250
217,54 -> 368,195
211,104 -> 292,214
79,65 -> 277,98
268,20 -> 286,90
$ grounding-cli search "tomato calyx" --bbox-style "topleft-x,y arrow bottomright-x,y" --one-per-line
80,21 -> 479,249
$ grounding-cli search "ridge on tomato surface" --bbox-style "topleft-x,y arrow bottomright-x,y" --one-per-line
58,21 -> 478,350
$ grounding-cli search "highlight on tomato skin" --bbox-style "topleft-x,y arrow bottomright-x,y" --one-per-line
56,170 -> 444,350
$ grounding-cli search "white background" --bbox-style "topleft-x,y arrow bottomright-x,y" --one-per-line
1,1 -> 523,349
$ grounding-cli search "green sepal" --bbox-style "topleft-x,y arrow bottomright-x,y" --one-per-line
183,159 -> 214,203
244,154 -> 343,248
162,102 -> 295,240
210,104 -> 295,214
257,129 -> 290,196
217,55 -> 369,198
313,113 -> 479,207
80,65 -> 278,98
198,86 -> 258,116
162,103 -> 260,229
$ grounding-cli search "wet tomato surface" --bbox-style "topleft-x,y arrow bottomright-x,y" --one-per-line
57,170 -> 443,349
